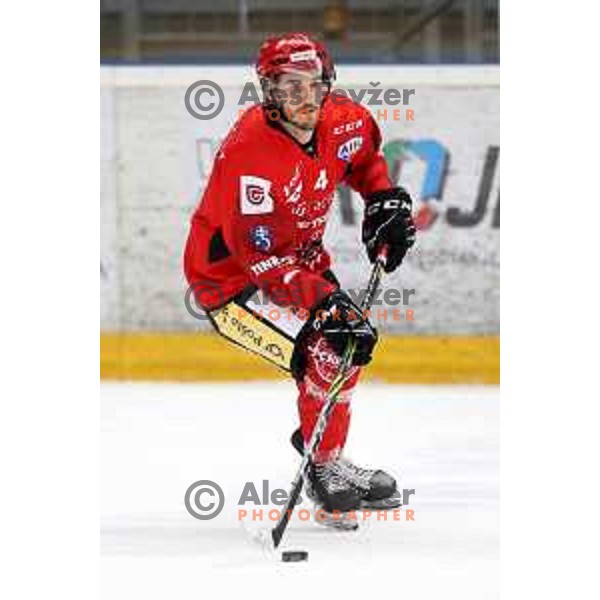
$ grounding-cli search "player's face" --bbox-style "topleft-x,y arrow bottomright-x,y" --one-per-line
276,69 -> 324,131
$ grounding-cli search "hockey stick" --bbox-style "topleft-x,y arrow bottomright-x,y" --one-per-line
271,247 -> 389,548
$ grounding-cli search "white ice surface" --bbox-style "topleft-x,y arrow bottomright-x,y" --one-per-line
101,382 -> 499,598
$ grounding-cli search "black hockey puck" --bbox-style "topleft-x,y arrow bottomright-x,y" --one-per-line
281,550 -> 308,562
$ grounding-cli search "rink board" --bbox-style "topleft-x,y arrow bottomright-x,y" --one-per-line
101,66 -> 499,384
101,66 -> 499,337
100,332 -> 499,384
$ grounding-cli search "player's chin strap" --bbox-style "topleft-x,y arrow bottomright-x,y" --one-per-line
271,246 -> 389,549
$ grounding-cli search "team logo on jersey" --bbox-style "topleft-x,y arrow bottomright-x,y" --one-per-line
247,186 -> 266,204
250,225 -> 273,253
337,136 -> 363,161
240,175 -> 274,214
284,164 -> 303,204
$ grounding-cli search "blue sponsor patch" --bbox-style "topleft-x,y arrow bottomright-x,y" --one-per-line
250,225 -> 273,253
337,136 -> 363,161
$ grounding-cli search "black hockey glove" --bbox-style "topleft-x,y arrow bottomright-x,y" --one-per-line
311,290 -> 378,366
362,187 -> 416,273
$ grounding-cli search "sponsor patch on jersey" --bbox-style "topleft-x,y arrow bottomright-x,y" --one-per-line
333,119 -> 364,136
250,225 -> 273,253
240,175 -> 274,215
337,136 -> 364,161
249,255 -> 294,276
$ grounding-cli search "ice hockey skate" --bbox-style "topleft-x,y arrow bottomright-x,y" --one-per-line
306,459 -> 361,531
292,429 -> 402,511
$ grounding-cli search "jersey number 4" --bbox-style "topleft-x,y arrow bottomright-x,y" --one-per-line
313,169 -> 328,191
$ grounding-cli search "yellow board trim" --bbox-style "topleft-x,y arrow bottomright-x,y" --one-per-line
100,332 -> 499,384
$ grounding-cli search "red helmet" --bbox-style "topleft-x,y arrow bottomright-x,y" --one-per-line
256,32 -> 336,85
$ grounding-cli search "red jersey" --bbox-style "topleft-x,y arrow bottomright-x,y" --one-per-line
184,96 -> 392,311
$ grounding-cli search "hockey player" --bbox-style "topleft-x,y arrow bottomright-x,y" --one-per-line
184,33 -> 416,519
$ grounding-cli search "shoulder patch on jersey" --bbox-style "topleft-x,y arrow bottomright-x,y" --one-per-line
240,175 -> 274,215
337,136 -> 364,161
250,224 -> 273,253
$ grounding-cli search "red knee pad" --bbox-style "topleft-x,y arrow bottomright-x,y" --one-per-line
296,334 -> 361,462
